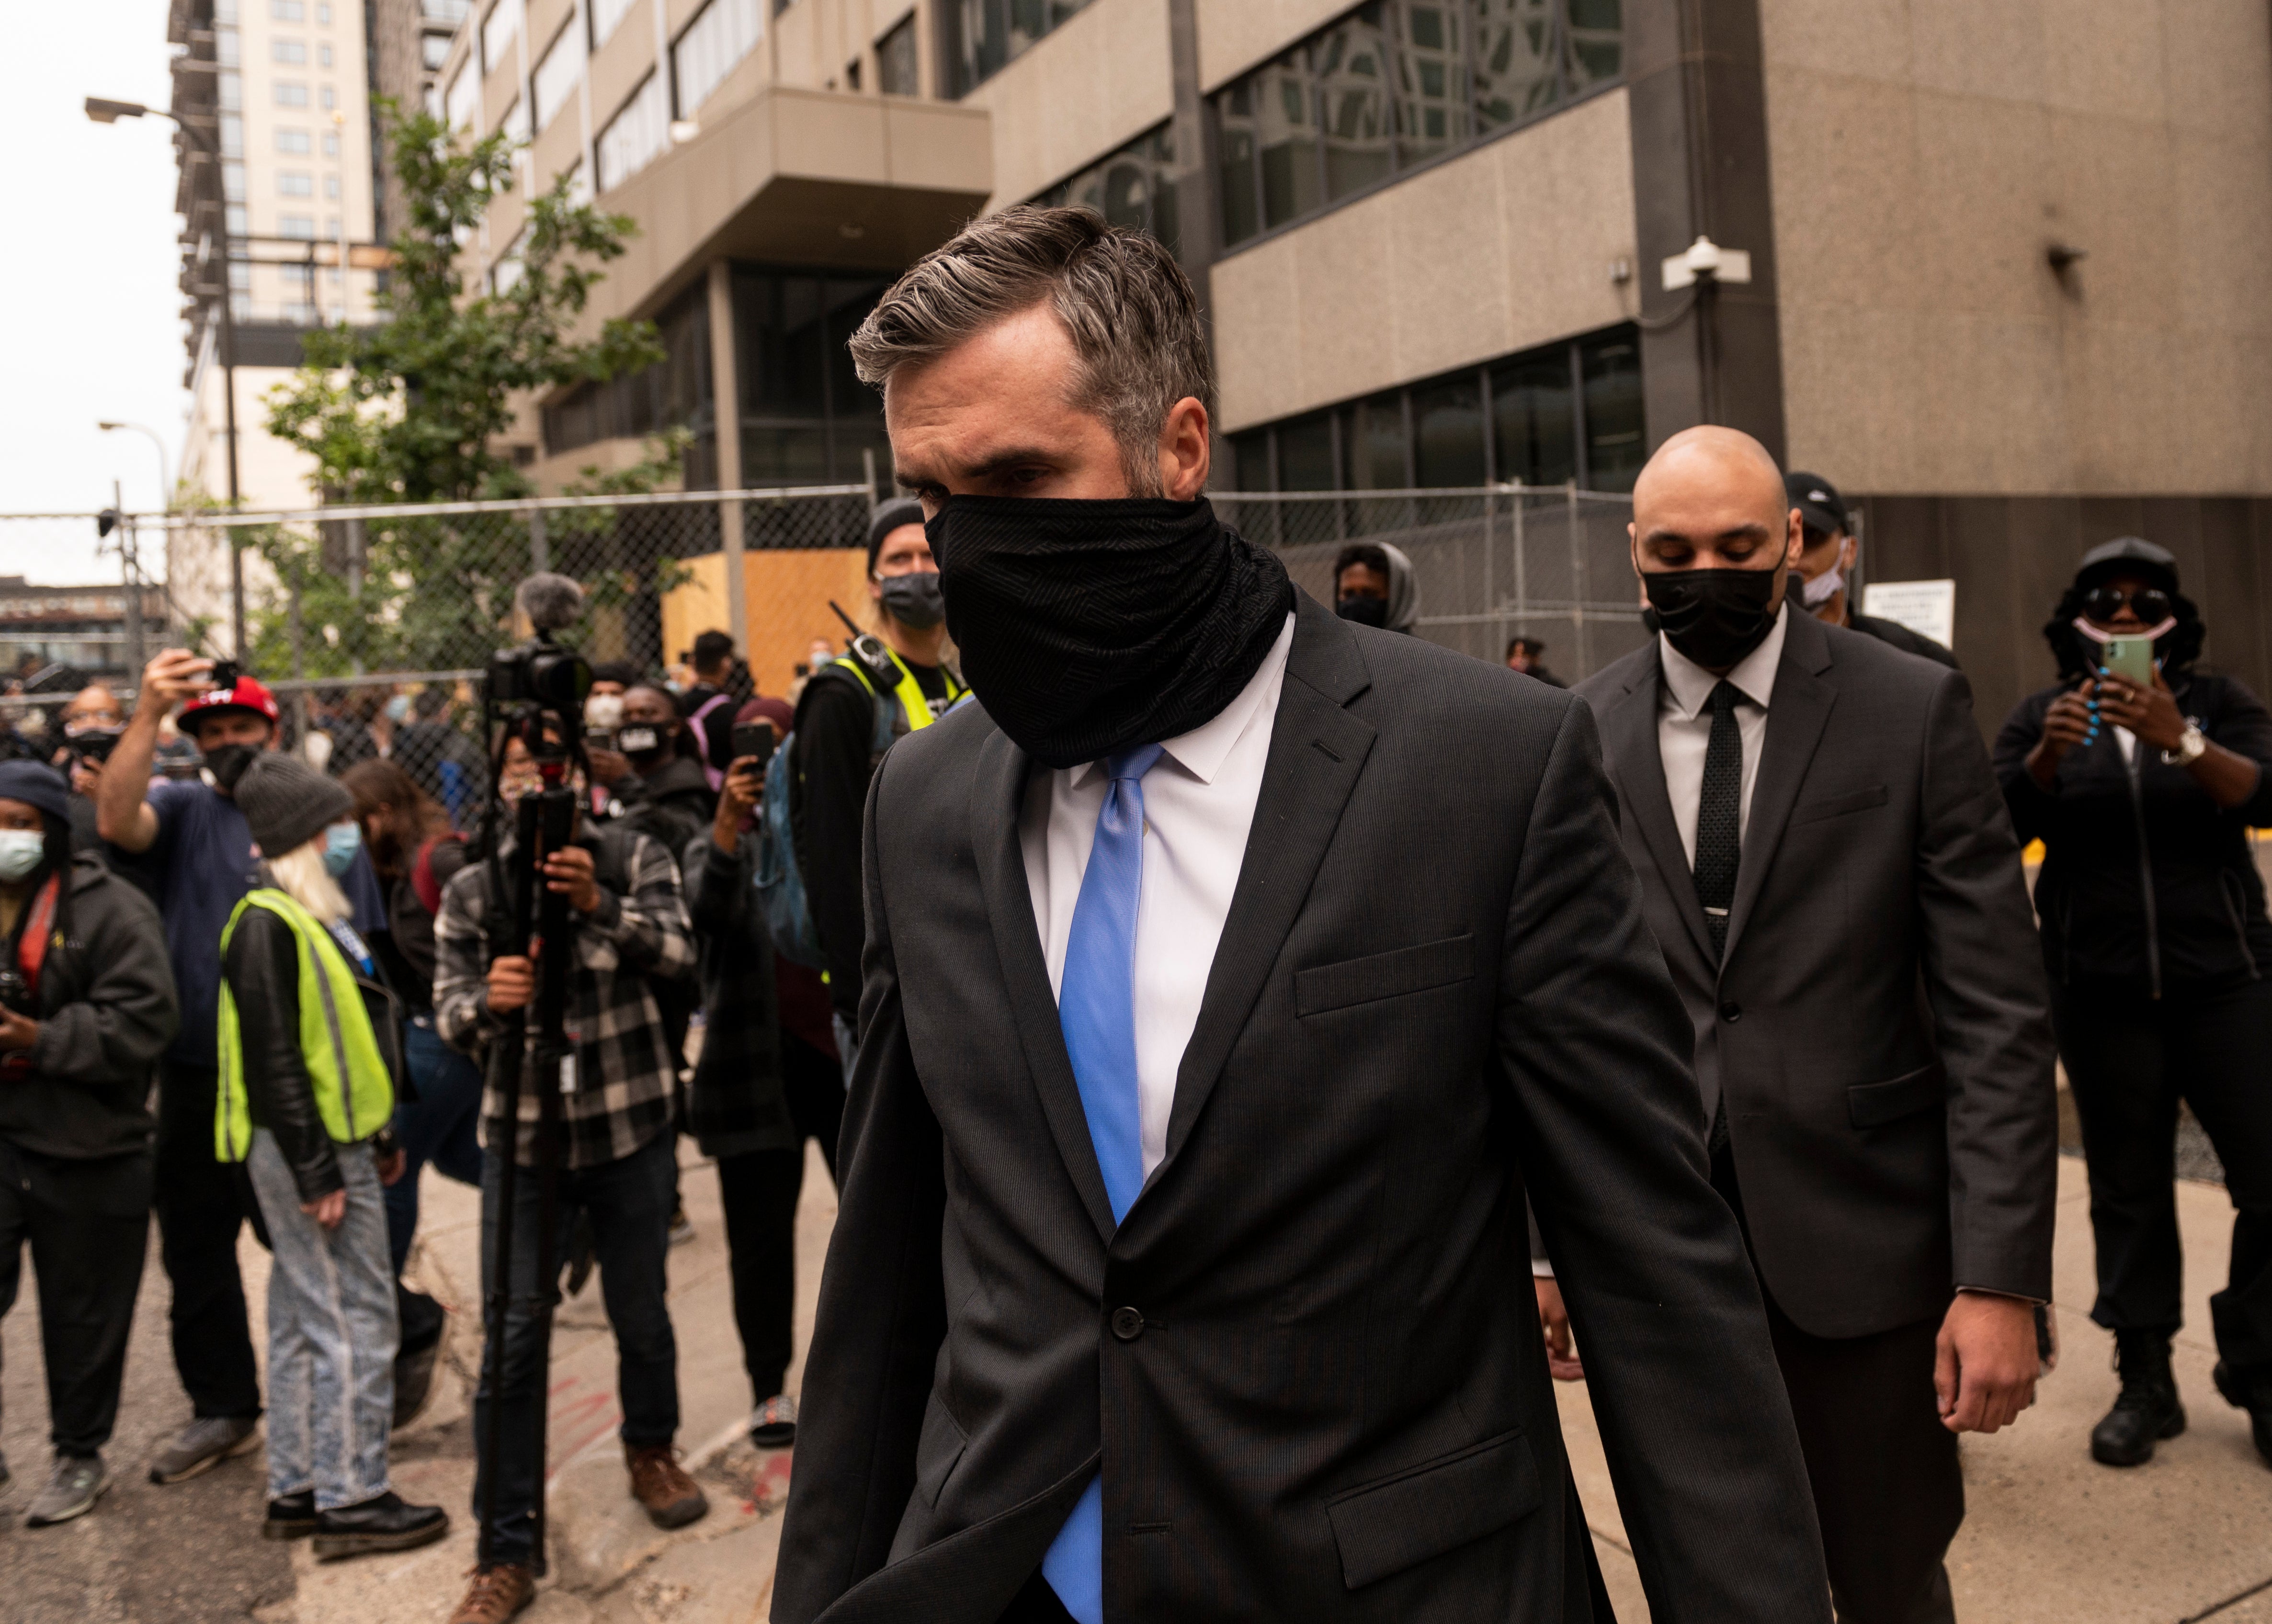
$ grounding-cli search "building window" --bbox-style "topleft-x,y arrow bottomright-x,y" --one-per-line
592,0 -> 636,46
596,72 -> 668,190
326,214 -> 342,237
325,173 -> 342,198
949,0 -> 1091,96
424,0 -> 471,22
423,32 -> 452,69
1215,0 -> 1624,250
221,113 -> 245,156
279,214 -> 318,238
534,15 -> 587,130
876,13 -> 918,96
223,161 -> 247,202
673,0 -> 764,120
272,0 -> 304,17
321,83 -> 337,109
279,171 -> 314,195
318,1 -> 332,21
445,60 -> 478,129
500,95 -> 528,145
217,24 -> 241,65
276,80 -> 310,105
731,266 -> 894,485
542,278 -> 715,462
482,0 -> 522,73
322,128 -> 341,155
273,38 -> 307,63
220,71 -> 243,110
319,43 -> 333,66
1228,324 -> 1643,494
1034,123 -> 1179,255
276,127 -> 312,153
227,203 -> 250,236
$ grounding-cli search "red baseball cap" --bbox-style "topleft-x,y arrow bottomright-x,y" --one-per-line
179,672 -> 281,733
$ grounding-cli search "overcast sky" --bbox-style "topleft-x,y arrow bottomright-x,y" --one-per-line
3,0 -> 189,583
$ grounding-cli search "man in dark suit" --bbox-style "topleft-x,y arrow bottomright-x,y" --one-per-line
773,208 -> 1830,1624
1557,426 -> 2058,1624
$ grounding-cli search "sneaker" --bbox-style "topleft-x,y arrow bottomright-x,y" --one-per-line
148,1415 -> 260,1485
448,1563 -> 536,1624
24,1454 -> 108,1526
310,1490 -> 451,1560
263,1490 -> 319,1539
749,1394 -> 798,1450
668,1204 -> 695,1248
625,1444 -> 709,1529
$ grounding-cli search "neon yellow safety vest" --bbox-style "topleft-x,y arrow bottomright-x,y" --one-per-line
833,643 -> 966,735
215,889 -> 396,1163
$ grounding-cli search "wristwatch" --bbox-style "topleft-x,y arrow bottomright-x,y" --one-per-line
2162,724 -> 2208,766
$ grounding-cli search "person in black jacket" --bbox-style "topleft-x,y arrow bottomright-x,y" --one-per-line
607,683 -> 716,862
0,760 -> 178,1527
1995,535 -> 2272,1470
1785,472 -> 1961,669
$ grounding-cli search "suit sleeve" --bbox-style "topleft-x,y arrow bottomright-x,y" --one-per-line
1504,697 -> 1830,1622
772,748 -> 949,1624
799,675 -> 878,1020
2210,677 -> 2272,824
1917,671 -> 2060,1301
1991,688 -> 2060,846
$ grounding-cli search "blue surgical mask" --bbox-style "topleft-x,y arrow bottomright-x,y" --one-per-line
384,694 -> 411,723
0,829 -> 45,884
322,821 -> 363,877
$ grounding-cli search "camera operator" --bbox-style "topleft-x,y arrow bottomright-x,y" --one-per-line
0,761 -> 178,1526
94,649 -> 284,1484
432,725 -> 706,1623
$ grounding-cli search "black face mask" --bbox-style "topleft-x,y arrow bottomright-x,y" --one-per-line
203,742 -> 260,792
930,496 -> 1295,770
878,571 -> 946,631
1336,594 -> 1390,628
1642,567 -> 1784,670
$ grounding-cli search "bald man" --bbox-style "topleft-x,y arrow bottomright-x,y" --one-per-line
1552,428 -> 2057,1623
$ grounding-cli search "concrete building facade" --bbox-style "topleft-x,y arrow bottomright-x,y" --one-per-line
428,0 -> 2272,717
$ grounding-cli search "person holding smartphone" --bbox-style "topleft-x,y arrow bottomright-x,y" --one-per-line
1994,536 -> 2272,1470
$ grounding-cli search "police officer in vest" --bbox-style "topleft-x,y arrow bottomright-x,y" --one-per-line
790,497 -> 966,1067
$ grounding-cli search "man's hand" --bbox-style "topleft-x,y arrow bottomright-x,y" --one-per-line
543,845 -> 602,913
1935,1292 -> 2039,1433
302,1189 -> 347,1230
0,1008 -> 39,1053
1534,1277 -> 1585,1382
2025,680 -> 2095,790
587,746 -> 632,788
712,757 -> 765,851
141,648 -> 217,711
487,954 -> 535,1014
377,1148 -> 408,1186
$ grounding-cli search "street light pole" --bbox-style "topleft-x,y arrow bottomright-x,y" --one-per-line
87,95 -> 246,655
98,420 -> 172,512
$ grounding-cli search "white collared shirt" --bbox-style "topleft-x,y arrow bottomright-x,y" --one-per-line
1019,613 -> 1296,1180
1658,602 -> 1790,868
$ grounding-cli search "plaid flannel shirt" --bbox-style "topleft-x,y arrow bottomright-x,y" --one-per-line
432,829 -> 696,1170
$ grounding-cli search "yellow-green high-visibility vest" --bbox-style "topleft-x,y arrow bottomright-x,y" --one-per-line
215,888 -> 395,1163
833,642 -> 965,738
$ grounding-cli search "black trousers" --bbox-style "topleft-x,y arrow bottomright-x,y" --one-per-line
716,1034 -> 845,1402
154,1060 -> 263,1419
1715,1146 -> 1960,1624
2053,975 -> 2272,1381
0,1140 -> 154,1456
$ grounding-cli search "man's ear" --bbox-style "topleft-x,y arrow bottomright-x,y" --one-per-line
1159,397 -> 1211,501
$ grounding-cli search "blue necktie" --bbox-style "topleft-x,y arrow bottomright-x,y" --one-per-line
1041,743 -> 1163,1624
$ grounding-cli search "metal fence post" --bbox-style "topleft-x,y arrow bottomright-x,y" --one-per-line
528,504 -> 549,575
1482,484 -> 1496,665
1568,481 -> 1589,676
345,516 -> 365,675
1513,484 -> 1528,641
287,564 -> 310,756
721,490 -> 748,654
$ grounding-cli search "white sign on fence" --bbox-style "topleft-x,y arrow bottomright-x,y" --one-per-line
1862,579 -> 1956,652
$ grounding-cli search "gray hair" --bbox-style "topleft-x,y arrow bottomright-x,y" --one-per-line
846,206 -> 1213,495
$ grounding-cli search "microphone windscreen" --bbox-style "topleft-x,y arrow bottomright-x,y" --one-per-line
514,572 -> 585,633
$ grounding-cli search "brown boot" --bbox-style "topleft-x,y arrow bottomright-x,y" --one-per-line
626,1444 -> 709,1529
447,1564 -> 535,1624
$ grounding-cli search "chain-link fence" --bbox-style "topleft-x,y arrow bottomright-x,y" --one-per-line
6,481 -> 1638,827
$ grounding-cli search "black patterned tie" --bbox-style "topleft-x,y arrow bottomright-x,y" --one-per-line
1694,680 -> 1743,963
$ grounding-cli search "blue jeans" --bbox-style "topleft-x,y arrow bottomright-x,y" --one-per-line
471,1129 -> 680,1566
245,1131 -> 398,1510
385,1017 -> 486,1274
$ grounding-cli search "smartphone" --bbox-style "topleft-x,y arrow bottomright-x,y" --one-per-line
2100,636 -> 2156,687
729,722 -> 777,771
208,659 -> 241,692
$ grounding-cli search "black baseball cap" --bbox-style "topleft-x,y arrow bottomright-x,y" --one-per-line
1784,471 -> 1849,538
2075,536 -> 2179,595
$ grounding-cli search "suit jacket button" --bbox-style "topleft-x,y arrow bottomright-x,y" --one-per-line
1718,1000 -> 1742,1022
1110,1307 -> 1144,1342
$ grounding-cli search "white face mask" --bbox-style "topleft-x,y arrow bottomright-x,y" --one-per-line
1800,564 -> 1845,609
584,692 -> 625,732
0,829 -> 46,884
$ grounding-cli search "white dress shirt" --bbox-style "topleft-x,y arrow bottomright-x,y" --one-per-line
1019,614 -> 1296,1181
1658,602 -> 1790,868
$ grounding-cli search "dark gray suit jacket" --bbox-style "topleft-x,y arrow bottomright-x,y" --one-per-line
1574,610 -> 2058,1339
774,594 -> 1829,1623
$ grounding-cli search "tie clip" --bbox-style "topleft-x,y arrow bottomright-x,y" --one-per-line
1703,906 -> 1729,916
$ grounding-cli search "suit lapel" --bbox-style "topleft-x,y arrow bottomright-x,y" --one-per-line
968,725 -> 1117,1243
1159,597 -> 1376,1169
1722,612 -> 1837,966
1599,644 -> 1717,969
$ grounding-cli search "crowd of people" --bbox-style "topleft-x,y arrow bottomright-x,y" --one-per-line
0,202 -> 2268,1624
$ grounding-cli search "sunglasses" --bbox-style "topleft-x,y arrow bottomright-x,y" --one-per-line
2082,585 -> 2173,624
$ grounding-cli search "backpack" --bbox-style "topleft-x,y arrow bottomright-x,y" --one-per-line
409,833 -> 466,917
682,691 -> 736,793
754,656 -> 903,971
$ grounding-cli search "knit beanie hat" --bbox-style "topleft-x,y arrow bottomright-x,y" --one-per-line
236,751 -> 354,859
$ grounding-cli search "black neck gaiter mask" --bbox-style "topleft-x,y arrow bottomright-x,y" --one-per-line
930,495 -> 1295,769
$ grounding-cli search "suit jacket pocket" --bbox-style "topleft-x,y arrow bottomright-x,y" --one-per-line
913,1393 -> 968,1509
1790,783 -> 1889,827
1847,1063 -> 1946,1129
1325,1428 -> 1540,1590
1295,934 -> 1475,1019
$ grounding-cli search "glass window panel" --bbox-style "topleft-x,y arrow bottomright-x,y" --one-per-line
1412,375 -> 1485,485
826,276 -> 890,427
446,61 -> 478,130
1277,412 -> 1336,491
1312,9 -> 1392,203
673,0 -> 764,119
1342,394 -> 1407,489
593,0 -> 636,47
1579,331 -> 1645,490
534,13 -> 588,130
1397,2 -> 1468,168
1229,429 -> 1272,492
1565,0 -> 1622,91
1256,52 -> 1322,227
878,14 -> 920,96
273,38 -> 307,63
596,73 -> 668,189
482,0 -> 522,73
1490,356 -> 1574,485
1473,0 -> 1560,131
1215,82 -> 1261,246
275,81 -> 309,105
739,426 -> 830,485
276,127 -> 311,153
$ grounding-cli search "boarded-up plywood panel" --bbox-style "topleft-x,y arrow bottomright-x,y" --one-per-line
661,548 -> 874,696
